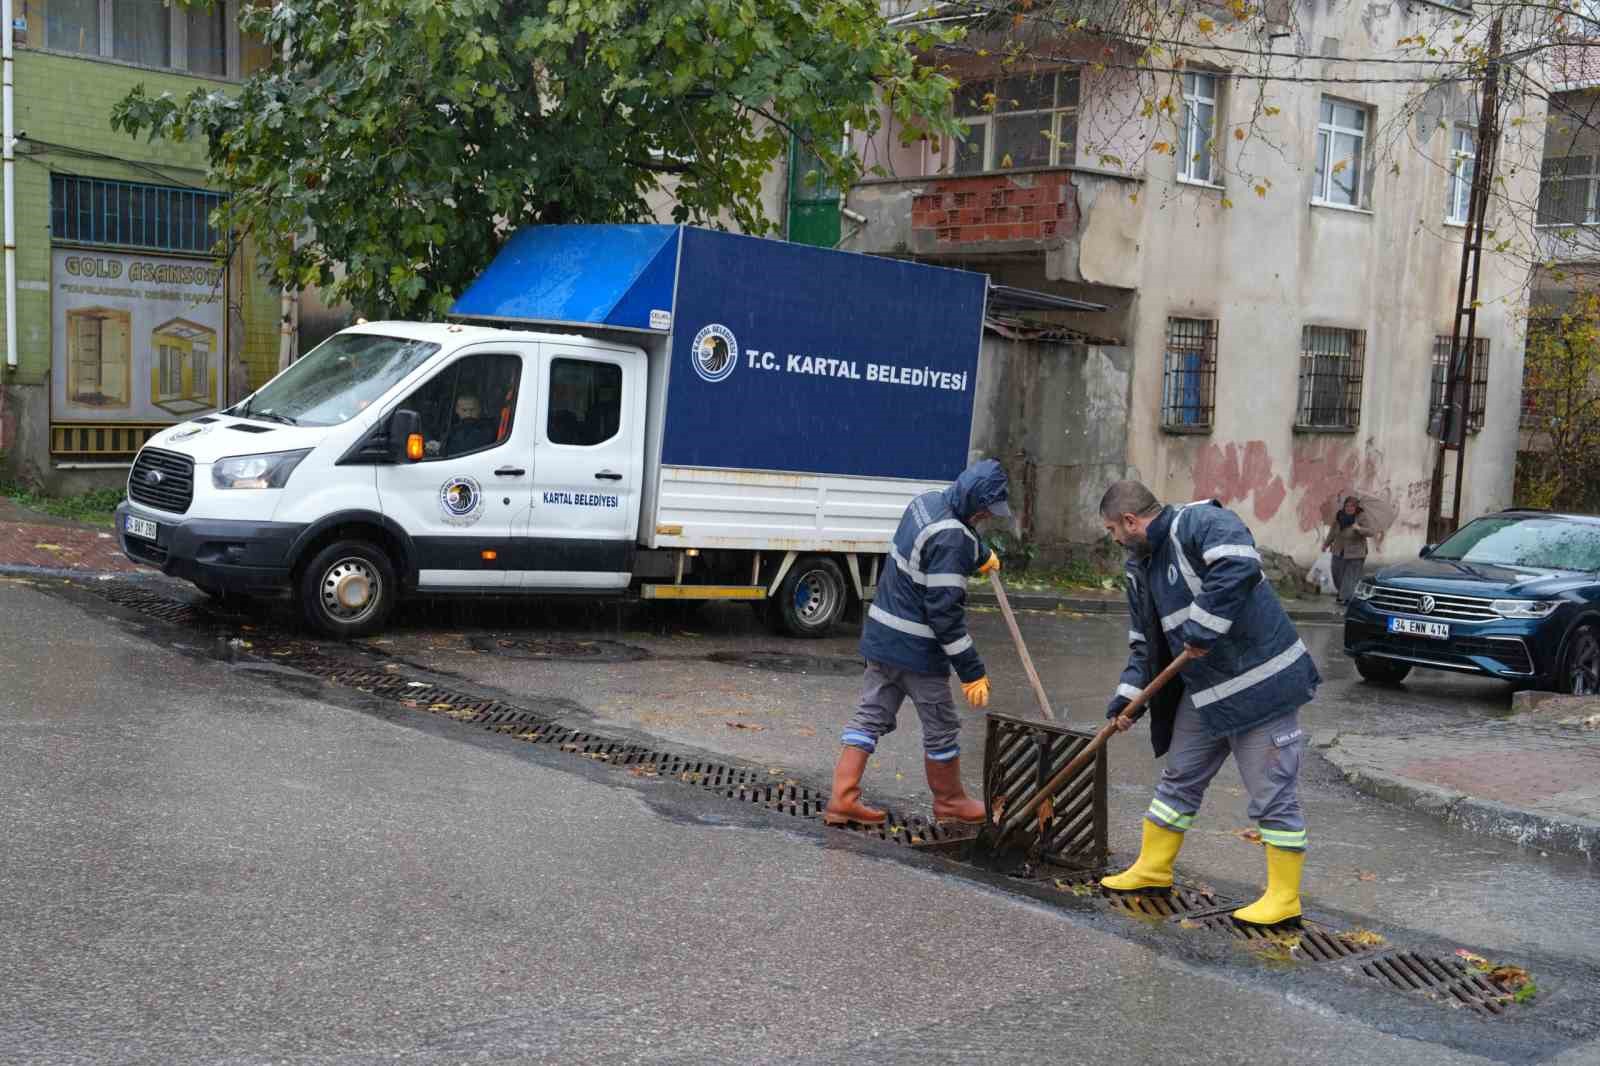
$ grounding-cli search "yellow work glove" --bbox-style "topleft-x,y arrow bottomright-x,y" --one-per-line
962,676 -> 991,709
977,550 -> 1001,576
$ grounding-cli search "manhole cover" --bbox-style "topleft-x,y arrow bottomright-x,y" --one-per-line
468,635 -> 651,662
706,651 -> 862,676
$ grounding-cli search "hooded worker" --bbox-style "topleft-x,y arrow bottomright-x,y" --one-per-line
823,457 -> 1011,828
1098,480 -> 1321,926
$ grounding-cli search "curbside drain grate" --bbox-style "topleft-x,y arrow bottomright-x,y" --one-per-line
704,651 -> 864,677
1357,952 -> 1511,1017
71,579 -> 1533,1024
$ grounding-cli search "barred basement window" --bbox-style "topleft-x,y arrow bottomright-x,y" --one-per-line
51,174 -> 227,254
1429,335 -> 1488,434
1296,326 -> 1365,430
1162,317 -> 1217,431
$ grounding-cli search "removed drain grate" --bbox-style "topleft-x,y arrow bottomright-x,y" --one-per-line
1358,952 -> 1511,1016
705,651 -> 863,677
982,713 -> 1108,868
469,635 -> 652,662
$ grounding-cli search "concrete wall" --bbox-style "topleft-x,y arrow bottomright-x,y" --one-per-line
970,333 -> 1133,556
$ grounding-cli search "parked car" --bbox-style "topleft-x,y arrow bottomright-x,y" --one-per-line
1343,509 -> 1600,692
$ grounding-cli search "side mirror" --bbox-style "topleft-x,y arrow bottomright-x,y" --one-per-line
390,409 -> 423,463
1419,543 -> 1436,558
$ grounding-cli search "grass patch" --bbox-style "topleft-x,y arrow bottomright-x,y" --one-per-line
0,482 -> 125,526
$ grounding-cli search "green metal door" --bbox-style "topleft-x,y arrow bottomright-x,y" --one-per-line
787,134 -> 841,248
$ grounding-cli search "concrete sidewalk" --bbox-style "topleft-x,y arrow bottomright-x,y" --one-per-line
0,497 -> 140,574
1322,720 -> 1600,863
970,584 -> 1347,623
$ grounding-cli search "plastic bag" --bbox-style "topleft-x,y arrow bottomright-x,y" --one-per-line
1307,550 -> 1336,595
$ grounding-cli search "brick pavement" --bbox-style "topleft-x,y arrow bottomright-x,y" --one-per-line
0,499 -> 142,574
1324,722 -> 1600,861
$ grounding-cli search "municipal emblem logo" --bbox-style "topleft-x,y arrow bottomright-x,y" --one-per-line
690,324 -> 738,384
439,476 -> 484,527
1167,563 -> 1179,587
170,423 -> 207,442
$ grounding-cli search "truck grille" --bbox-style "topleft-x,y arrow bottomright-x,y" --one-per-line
1367,586 -> 1500,622
127,448 -> 195,515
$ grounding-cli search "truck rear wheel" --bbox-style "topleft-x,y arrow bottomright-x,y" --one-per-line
775,556 -> 848,638
298,539 -> 396,639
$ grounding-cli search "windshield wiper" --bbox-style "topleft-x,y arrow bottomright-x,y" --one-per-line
250,410 -> 299,426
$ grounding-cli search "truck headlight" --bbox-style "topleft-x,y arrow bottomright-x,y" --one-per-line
212,449 -> 311,490
1353,579 -> 1376,601
1490,599 -> 1561,619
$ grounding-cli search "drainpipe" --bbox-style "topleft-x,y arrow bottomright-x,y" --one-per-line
3,0 -> 15,372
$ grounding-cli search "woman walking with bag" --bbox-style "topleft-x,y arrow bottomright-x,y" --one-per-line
1323,496 -> 1373,606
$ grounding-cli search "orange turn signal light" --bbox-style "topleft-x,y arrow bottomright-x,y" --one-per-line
406,433 -> 424,461
481,550 -> 498,561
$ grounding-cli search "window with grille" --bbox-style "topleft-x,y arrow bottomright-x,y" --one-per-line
1537,156 -> 1599,226
1429,335 -> 1488,434
953,70 -> 1079,173
51,174 -> 227,254
1162,317 -> 1217,431
1296,326 -> 1365,429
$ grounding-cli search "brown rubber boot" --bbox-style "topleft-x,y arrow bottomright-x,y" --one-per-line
926,756 -> 985,824
822,747 -> 887,826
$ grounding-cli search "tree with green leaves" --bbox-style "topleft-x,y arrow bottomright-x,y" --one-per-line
112,0 -> 959,318
1517,293 -> 1600,512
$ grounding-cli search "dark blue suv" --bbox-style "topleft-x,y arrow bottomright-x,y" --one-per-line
1343,510 -> 1600,692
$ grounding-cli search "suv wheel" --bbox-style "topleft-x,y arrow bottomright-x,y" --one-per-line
1561,625 -> 1600,695
1355,656 -> 1411,686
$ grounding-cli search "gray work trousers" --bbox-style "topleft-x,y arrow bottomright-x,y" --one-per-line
1145,698 -> 1308,850
840,660 -> 962,762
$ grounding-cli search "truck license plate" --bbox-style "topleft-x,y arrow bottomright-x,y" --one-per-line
1389,617 -> 1448,640
124,514 -> 157,541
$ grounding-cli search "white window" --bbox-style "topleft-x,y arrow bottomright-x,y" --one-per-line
1447,127 -> 1476,225
1315,97 -> 1368,207
1538,155 -> 1600,226
1179,73 -> 1219,184
33,0 -> 252,78
953,71 -> 1079,173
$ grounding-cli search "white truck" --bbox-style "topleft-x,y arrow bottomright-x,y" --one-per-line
114,225 -> 990,638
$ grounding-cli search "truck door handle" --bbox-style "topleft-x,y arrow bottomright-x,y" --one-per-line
595,471 -> 623,481
494,466 -> 526,477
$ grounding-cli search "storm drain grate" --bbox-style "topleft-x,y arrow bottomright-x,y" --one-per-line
982,713 -> 1108,867
1098,885 -> 1228,919
704,651 -> 864,677
469,635 -> 652,663
94,583 -> 214,626
1357,952 -> 1511,1017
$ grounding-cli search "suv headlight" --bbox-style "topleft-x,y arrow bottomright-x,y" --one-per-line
212,449 -> 311,490
1353,579 -> 1376,601
1490,599 -> 1561,619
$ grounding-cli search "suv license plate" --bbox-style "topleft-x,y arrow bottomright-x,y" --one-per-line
124,514 -> 157,541
1389,617 -> 1448,640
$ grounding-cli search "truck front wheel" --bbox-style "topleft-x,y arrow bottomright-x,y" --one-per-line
775,556 -> 848,638
298,539 -> 396,639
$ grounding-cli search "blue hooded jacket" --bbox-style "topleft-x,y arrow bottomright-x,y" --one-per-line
860,459 -> 1009,680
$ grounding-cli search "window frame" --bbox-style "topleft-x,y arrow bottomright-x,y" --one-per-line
1314,96 -> 1370,208
31,0 -> 246,79
545,356 -> 624,449
1446,126 -> 1477,225
1429,335 -> 1489,434
402,351 -> 523,462
1161,316 -> 1218,432
1296,325 -> 1366,431
951,69 -> 1079,174
1178,73 -> 1221,186
1536,154 -> 1600,227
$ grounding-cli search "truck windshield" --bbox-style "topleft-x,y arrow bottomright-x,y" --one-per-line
231,333 -> 440,427
1431,515 -> 1600,572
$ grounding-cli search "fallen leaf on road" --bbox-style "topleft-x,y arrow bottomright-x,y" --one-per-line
399,699 -> 422,709
795,726 -> 817,737
1178,918 -> 1203,930
33,543 -> 61,551
1356,869 -> 1378,882
1455,949 -> 1492,971
1037,796 -> 1055,836
1489,965 -> 1531,991
1342,928 -> 1387,947
726,721 -> 765,731
990,794 -> 1007,825
429,702 -> 454,711
1235,828 -> 1263,845
629,765 -> 659,778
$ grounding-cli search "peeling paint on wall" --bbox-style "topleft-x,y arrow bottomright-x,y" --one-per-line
1192,440 -> 1288,522
1289,436 -> 1393,534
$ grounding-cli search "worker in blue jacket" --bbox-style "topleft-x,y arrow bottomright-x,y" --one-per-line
823,458 -> 1010,828
1097,480 -> 1321,926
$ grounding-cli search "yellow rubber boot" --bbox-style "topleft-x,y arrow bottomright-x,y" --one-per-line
1100,819 -> 1184,891
1232,844 -> 1306,925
